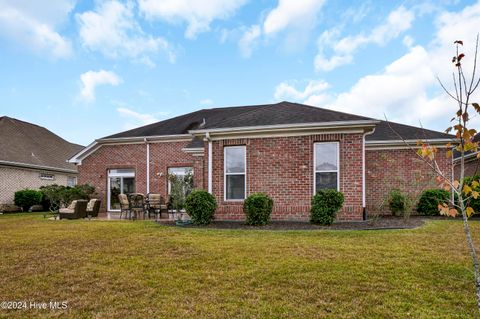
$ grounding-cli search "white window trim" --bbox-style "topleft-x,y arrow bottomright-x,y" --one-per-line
224,145 -> 247,201
107,169 -> 135,212
67,176 -> 77,187
40,173 -> 55,180
313,142 -> 340,195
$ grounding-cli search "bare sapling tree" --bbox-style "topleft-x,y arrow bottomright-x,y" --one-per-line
414,35 -> 480,309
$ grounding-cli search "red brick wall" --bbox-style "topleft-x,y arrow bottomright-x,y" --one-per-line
78,141 -> 201,213
454,158 -> 480,179
210,133 -> 364,221
365,148 -> 452,215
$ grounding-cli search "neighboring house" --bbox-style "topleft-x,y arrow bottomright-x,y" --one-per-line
69,102 -> 453,221
0,116 -> 83,211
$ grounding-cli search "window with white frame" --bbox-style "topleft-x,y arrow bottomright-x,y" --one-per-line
67,176 -> 77,187
314,142 -> 339,193
224,146 -> 246,200
40,173 -> 55,180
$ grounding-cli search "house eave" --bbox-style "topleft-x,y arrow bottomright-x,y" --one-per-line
0,160 -> 78,174
365,138 -> 455,150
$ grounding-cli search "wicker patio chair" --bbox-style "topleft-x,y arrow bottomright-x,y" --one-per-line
59,200 -> 88,220
128,193 -> 145,220
86,199 -> 101,218
118,194 -> 130,219
146,193 -> 165,220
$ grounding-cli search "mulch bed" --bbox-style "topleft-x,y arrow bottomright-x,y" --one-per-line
158,216 -> 427,231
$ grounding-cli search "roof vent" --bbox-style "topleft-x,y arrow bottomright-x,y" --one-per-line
200,118 -> 206,127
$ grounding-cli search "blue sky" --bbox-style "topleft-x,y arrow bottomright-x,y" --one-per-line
1,0 -> 479,146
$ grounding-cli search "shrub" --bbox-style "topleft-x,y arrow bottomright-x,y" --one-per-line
184,190 -> 217,225
463,175 -> 480,213
244,193 -> 273,226
310,189 -> 344,225
14,189 -> 43,212
417,189 -> 450,216
40,184 -> 96,209
388,189 -> 411,217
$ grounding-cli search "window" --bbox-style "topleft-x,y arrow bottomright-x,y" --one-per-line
67,177 -> 77,187
108,169 -> 135,211
167,167 -> 193,195
314,142 -> 339,193
40,173 -> 54,180
224,146 -> 246,200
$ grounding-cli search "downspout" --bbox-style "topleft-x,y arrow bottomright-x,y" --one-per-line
363,128 -> 376,220
206,132 -> 213,194
144,137 -> 150,194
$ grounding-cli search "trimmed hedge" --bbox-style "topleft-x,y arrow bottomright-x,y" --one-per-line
388,189 -> 410,217
14,189 -> 43,212
310,189 -> 344,225
244,193 -> 273,226
417,189 -> 450,216
184,190 -> 217,225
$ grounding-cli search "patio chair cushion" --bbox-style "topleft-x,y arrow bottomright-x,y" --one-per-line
86,199 -> 96,211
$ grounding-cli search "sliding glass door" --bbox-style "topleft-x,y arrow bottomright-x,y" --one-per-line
108,169 -> 135,211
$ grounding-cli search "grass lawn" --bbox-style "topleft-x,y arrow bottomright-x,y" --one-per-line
0,213 -> 478,318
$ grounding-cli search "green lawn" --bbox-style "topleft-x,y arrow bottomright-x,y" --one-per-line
0,213 -> 478,318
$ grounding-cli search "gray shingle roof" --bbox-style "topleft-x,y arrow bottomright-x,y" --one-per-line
0,116 -> 83,172
366,121 -> 453,141
103,101 -> 452,142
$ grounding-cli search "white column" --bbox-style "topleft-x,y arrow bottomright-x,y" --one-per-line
145,139 -> 150,194
208,140 -> 212,194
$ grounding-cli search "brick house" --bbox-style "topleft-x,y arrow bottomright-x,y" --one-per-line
69,102 -> 453,221
0,116 -> 83,212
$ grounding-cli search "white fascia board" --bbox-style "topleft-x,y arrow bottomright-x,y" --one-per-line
365,138 -> 455,149
453,151 -> 478,163
189,120 -> 379,135
68,141 -> 98,164
98,134 -> 192,143
0,160 -> 78,174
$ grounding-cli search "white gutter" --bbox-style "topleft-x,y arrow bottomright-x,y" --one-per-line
190,120 -> 379,135
206,132 -> 212,194
98,134 -> 191,143
144,137 -> 150,194
365,138 -> 455,146
363,128 -> 376,211
0,160 -> 78,174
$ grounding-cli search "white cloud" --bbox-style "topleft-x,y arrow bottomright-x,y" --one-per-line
237,0 -> 325,58
275,2 -> 480,132
138,0 -> 247,39
275,80 -> 329,101
238,25 -> 261,58
0,0 -> 74,58
263,0 -> 325,35
80,70 -> 122,102
117,107 -> 158,128
77,0 -> 175,66
315,6 -> 415,72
